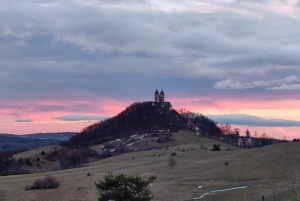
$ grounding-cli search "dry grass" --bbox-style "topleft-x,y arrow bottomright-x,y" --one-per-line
0,132 -> 294,201
14,145 -> 60,159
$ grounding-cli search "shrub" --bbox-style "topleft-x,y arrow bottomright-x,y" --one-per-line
168,157 -> 177,169
87,172 -> 91,176
33,178 -> 45,189
171,152 -> 177,156
31,176 -> 59,190
54,149 -> 59,155
41,151 -> 45,155
69,149 -> 83,167
43,176 -> 59,188
36,157 -> 40,161
224,162 -> 229,166
95,172 -> 156,201
25,158 -> 33,166
18,157 -> 24,164
157,137 -> 165,143
211,144 -> 221,151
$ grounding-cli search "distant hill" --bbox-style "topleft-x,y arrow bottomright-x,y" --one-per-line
0,132 -> 77,151
67,101 -> 187,146
20,132 -> 77,141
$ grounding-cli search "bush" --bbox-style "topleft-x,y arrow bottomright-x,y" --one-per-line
69,150 -> 83,167
31,176 -> 59,190
54,149 -> 59,155
171,152 -> 177,156
18,157 -> 24,164
168,157 -> 177,169
87,172 -> 91,176
36,157 -> 40,161
211,144 -> 221,151
224,162 -> 229,166
25,158 -> 33,166
41,151 -> 45,155
157,137 -> 164,143
95,172 -> 156,201
43,176 -> 59,188
33,178 -> 44,189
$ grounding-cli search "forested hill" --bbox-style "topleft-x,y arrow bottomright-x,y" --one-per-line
66,102 -> 187,146
62,102 -> 221,146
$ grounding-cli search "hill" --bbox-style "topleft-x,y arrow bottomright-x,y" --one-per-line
67,101 -> 223,148
0,136 -> 296,201
67,101 -> 187,146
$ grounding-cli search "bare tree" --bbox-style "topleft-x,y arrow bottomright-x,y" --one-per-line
168,157 -> 177,169
69,149 -> 83,167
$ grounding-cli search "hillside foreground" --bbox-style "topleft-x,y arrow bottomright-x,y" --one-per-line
0,131 -> 297,201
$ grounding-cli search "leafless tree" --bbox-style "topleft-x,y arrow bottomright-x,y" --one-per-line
168,157 -> 177,169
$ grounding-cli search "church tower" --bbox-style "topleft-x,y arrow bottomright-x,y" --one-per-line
154,89 -> 165,102
154,89 -> 159,102
159,90 -> 165,102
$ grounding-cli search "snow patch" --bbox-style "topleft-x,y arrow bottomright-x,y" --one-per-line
193,186 -> 248,200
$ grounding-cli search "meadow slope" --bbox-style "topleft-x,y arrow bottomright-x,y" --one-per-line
0,131 -> 295,201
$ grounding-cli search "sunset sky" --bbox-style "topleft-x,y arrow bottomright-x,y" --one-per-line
1,0 -> 300,139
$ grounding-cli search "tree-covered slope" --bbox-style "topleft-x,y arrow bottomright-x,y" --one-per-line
67,102 -> 186,146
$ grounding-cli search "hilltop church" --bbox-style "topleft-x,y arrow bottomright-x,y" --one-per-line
153,89 -> 172,109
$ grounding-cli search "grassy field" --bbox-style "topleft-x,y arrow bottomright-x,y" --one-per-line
0,130 -> 297,201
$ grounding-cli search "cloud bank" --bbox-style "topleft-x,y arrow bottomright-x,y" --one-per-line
15,119 -> 34,123
208,114 -> 300,127
52,114 -> 109,121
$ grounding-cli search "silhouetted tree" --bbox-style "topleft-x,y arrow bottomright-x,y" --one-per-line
95,172 -> 156,201
211,144 -> 221,151
168,157 -> 177,169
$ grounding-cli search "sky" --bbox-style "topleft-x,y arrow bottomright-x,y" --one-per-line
1,0 -> 300,139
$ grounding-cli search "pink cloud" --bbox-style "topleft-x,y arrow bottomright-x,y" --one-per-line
1,93 -> 300,137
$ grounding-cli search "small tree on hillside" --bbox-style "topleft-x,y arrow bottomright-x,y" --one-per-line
69,149 -> 83,167
95,172 -> 156,201
211,144 -> 221,151
168,157 -> 177,169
